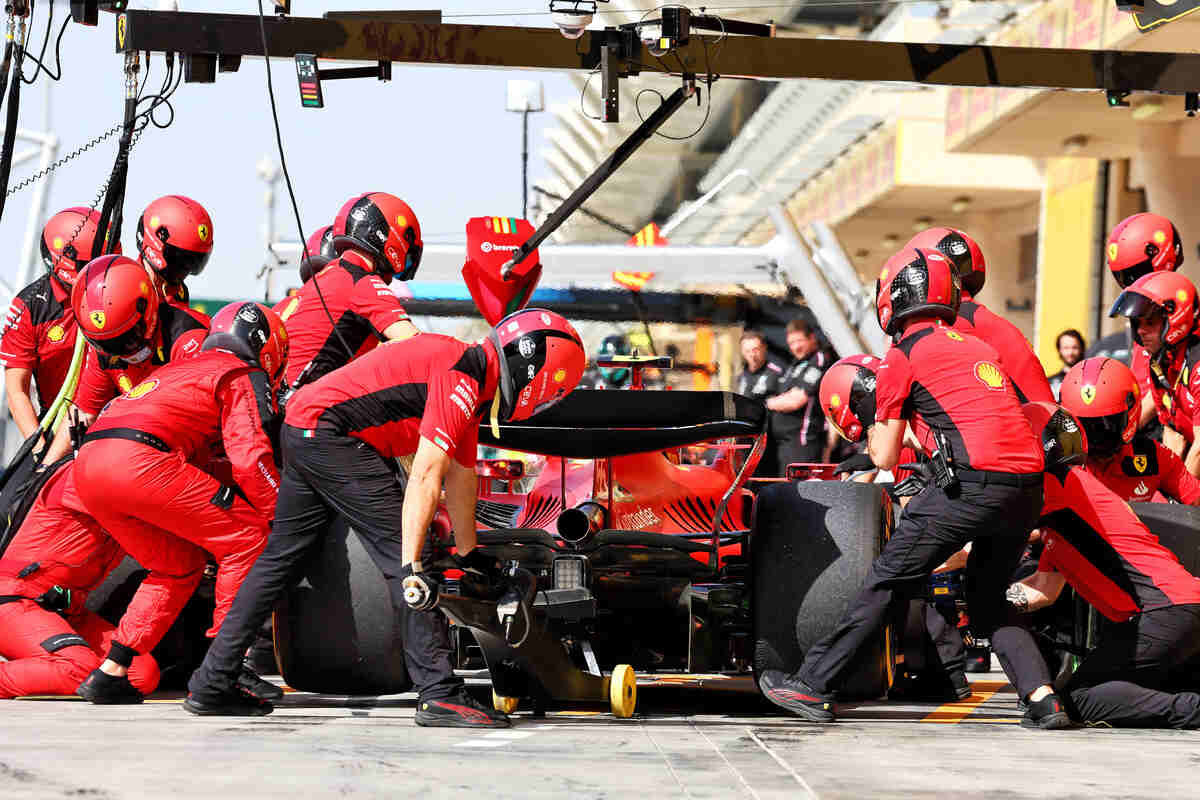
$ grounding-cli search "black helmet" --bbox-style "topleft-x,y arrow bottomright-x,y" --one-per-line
1022,401 -> 1087,476
331,192 -> 423,282
202,301 -> 290,388
299,225 -> 336,284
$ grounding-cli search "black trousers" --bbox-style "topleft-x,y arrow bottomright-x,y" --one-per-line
1065,603 -> 1200,728
187,425 -> 461,702
798,477 -> 1051,699
776,438 -> 824,474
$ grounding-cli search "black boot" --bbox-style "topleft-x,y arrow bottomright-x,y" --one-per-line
238,665 -> 284,701
76,669 -> 144,705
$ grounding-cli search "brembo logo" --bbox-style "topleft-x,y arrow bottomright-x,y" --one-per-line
480,241 -> 519,254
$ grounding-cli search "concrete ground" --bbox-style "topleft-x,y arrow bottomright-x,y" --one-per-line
1,670 -> 1195,799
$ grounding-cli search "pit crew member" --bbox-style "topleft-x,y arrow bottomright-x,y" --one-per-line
1059,357 -> 1200,504
0,208 -> 118,438
275,192 -> 422,401
766,318 -> 831,467
185,309 -> 586,722
759,247 -> 1064,729
1110,271 -> 1200,474
0,462 -> 158,698
136,195 -> 214,309
40,255 -> 211,464
737,329 -> 785,475
1008,402 -> 1200,728
70,302 -> 285,704
1106,212 -> 1185,432
906,226 -> 1053,404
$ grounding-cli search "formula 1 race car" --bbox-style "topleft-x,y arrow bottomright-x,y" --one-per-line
271,356 -> 897,714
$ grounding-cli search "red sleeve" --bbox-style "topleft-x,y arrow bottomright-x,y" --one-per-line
0,296 -> 36,369
170,328 -> 207,363
1156,442 -> 1200,505
974,308 -> 1053,403
419,369 -> 483,468
873,346 -> 912,423
73,348 -> 117,416
217,370 -> 280,519
350,274 -> 411,336
1132,348 -> 1153,396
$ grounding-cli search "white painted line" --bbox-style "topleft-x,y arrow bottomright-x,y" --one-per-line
452,740 -> 511,748
745,727 -> 819,800
453,730 -> 537,748
481,731 -> 536,740
640,721 -> 693,798
692,723 -> 761,800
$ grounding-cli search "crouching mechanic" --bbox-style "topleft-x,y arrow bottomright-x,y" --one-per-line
0,461 -> 159,698
70,302 -> 287,703
1010,402 -> 1200,728
759,247 -> 1065,728
185,308 -> 587,722
1059,357 -> 1200,504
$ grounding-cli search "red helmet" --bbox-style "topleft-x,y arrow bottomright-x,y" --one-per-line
332,192 -> 423,282
1058,357 -> 1139,460
72,255 -> 160,362
905,227 -> 985,296
819,354 -> 881,443
875,247 -> 961,336
40,207 -> 121,289
137,195 -> 214,285
1106,212 -> 1183,289
203,301 -> 290,388
1109,270 -> 1198,350
488,308 -> 586,423
1022,401 -> 1087,473
299,225 -> 336,284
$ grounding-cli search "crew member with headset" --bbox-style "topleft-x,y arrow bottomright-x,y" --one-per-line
0,208 -> 118,439
273,192 -> 422,406
1009,402 -> 1200,729
136,195 -> 215,310
766,318 -> 831,467
906,227 -> 1053,403
759,247 -> 1065,729
1110,271 -> 1200,475
184,309 -> 587,722
1059,357 -> 1200,504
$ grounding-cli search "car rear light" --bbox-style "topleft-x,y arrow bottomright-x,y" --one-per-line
476,459 -> 526,479
552,555 -> 589,589
785,463 -> 837,481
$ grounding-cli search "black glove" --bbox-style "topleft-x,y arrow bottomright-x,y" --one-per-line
834,452 -> 876,476
399,564 -> 440,611
455,549 -> 506,601
891,460 -> 935,498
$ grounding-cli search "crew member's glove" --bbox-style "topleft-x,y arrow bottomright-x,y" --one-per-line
891,460 -> 935,499
834,452 -> 875,476
456,548 -> 506,601
400,563 -> 440,611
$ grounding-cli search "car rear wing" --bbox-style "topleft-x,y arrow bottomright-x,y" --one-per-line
478,390 -> 767,458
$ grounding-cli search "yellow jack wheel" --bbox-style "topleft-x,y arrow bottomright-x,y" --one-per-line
492,690 -> 520,714
609,664 -> 637,718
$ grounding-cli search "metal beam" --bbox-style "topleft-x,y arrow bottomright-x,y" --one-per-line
116,10 -> 1200,93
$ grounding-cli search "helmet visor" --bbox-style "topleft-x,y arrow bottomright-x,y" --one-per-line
1112,260 -> 1154,289
86,319 -> 150,360
398,228 -> 422,281
158,242 -> 211,284
1109,290 -> 1161,320
848,369 -> 876,430
1078,413 -> 1127,460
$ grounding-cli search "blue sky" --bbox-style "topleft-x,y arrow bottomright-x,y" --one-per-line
0,0 -> 578,301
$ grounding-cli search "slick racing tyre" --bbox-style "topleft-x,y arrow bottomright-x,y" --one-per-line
752,480 -> 895,700
274,517 -> 411,695
1131,502 -> 1200,578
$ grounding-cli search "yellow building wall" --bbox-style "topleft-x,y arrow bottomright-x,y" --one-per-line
1035,158 -> 1100,367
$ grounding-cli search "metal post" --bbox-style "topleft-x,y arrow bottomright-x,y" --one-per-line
522,108 -> 529,219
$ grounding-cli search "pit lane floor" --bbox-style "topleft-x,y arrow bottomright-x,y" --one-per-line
1,670 -> 1195,799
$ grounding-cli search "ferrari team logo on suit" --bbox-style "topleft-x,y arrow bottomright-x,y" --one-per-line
974,361 -> 1004,389
1133,455 -> 1148,473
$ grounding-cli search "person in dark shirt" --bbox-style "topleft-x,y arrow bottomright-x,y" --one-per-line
1009,402 -> 1200,728
736,329 -> 785,476
1047,329 -> 1085,400
766,318 -> 831,468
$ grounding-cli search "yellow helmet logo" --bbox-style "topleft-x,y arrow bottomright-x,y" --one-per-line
117,375 -> 132,393
553,368 -> 566,383
829,393 -> 842,408
1107,243 -> 1119,262
89,311 -> 106,330
149,215 -> 160,230
198,223 -> 209,242
117,14 -> 126,48
1177,289 -> 1188,303
1133,454 -> 1148,473
396,214 -> 407,229
1153,230 -> 1167,245
974,361 -> 1004,389
46,325 -> 65,343
52,236 -> 64,251
946,330 -> 964,342
127,378 -> 159,399
1080,385 -> 1096,405
880,268 -> 890,282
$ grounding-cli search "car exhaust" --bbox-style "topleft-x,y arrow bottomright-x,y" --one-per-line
556,501 -> 607,545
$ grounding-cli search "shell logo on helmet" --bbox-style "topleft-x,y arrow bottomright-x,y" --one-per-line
90,311 -> 106,330
52,236 -> 64,250
1177,289 -> 1188,303
1154,230 -> 1167,245
396,215 -> 407,228
1133,455 -> 1148,473
829,393 -> 842,408
1080,385 -> 1096,405
127,378 -> 159,399
118,375 -> 133,393
553,368 -> 566,383
975,361 -> 1004,389
946,330 -> 964,342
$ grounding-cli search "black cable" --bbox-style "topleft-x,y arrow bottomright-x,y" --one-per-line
0,37 -> 26,226
256,0 -> 352,361
20,0 -> 68,84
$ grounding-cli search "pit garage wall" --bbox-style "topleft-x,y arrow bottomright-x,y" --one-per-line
1034,158 -> 1102,368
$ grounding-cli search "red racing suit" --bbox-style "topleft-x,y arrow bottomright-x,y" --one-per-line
0,463 -> 159,697
0,273 -> 78,409
71,350 -> 280,661
275,251 -> 411,393
1085,437 -> 1200,505
1147,337 -> 1200,445
1131,345 -> 1154,407
73,303 -> 210,416
952,294 -> 1053,404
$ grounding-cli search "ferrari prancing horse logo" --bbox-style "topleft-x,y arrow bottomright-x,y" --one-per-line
89,311 -> 106,330
1133,455 -> 1148,473
1080,385 -> 1097,405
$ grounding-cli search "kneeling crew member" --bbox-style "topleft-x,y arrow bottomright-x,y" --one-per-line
275,192 -> 422,401
1059,357 -> 1200,504
72,302 -> 286,703
759,247 -> 1063,729
185,308 -> 587,722
0,462 -> 159,698
1010,402 -> 1200,729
